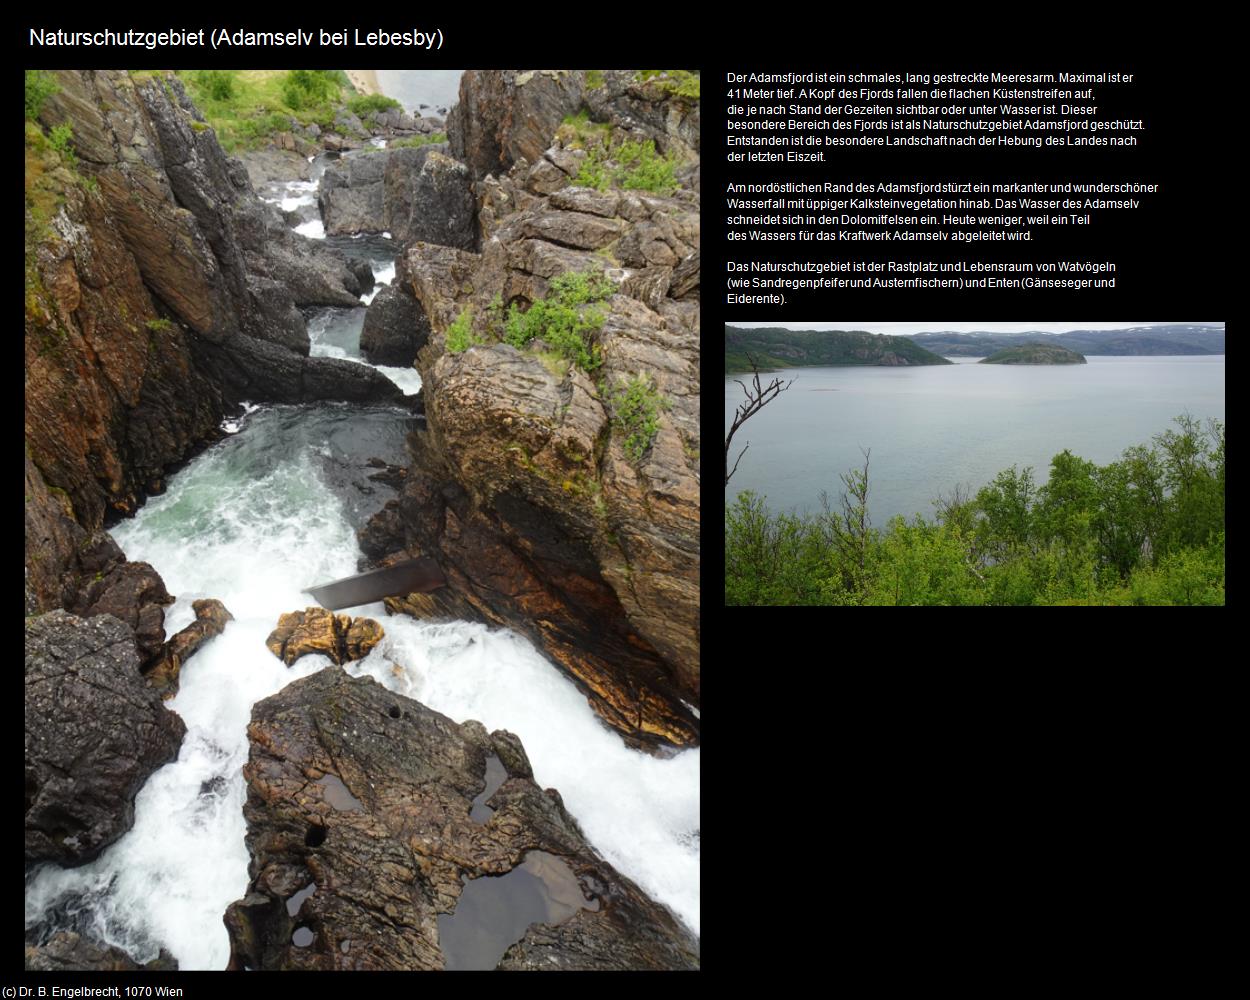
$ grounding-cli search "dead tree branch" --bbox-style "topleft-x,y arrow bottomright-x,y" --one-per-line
725,356 -> 794,487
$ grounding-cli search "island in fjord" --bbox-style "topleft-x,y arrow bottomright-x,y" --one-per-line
979,342 -> 1088,365
725,326 -> 951,372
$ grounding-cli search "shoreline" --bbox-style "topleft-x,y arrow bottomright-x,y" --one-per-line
346,69 -> 381,96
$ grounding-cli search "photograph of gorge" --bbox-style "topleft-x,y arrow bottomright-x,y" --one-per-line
25,68 -> 700,971
725,321 -> 1224,606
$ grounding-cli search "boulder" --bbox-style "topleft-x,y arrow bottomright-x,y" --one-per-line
360,282 -> 428,367
147,598 -> 234,698
25,932 -> 177,972
224,668 -> 698,970
265,608 -> 385,666
383,147 -> 477,251
25,611 -> 186,868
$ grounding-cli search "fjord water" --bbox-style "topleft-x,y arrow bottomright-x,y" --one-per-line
25,406 -> 700,968
725,356 -> 1226,525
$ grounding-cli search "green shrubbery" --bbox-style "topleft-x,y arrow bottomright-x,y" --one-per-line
25,70 -> 58,120
572,136 -> 679,195
726,415 -> 1226,606
193,70 -> 235,101
610,375 -> 669,463
282,69 -> 340,110
348,93 -> 402,116
502,271 -> 614,372
445,308 -> 483,353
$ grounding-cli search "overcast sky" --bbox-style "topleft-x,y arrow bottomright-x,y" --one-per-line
727,322 -> 1224,336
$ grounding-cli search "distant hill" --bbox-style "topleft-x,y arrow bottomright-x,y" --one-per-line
980,343 -> 1088,365
725,327 -> 952,372
912,325 -> 1224,357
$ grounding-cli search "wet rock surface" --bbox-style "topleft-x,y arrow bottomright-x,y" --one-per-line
224,667 -> 698,970
25,611 -> 186,868
360,282 -> 428,367
147,598 -> 234,698
25,931 -> 178,972
265,608 -> 385,666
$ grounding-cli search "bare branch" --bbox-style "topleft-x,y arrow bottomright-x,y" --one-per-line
725,354 -> 794,486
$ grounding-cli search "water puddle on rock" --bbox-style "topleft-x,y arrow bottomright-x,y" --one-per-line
286,882 -> 316,917
316,774 -> 363,812
469,755 -> 506,824
437,850 -> 600,971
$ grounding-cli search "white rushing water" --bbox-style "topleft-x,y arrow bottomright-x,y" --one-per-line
306,303 -> 421,396
25,405 -> 700,968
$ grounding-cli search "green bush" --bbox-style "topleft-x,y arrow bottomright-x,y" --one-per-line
348,93 -> 402,116
502,271 -> 614,372
282,69 -> 339,111
48,123 -> 76,166
193,70 -> 235,101
612,138 -> 677,194
610,374 -> 669,463
25,70 -> 58,120
725,414 -> 1226,607
571,136 -> 679,195
446,308 -> 481,353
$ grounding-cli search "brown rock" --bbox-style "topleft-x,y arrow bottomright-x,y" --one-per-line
521,210 -> 624,250
148,598 -> 234,698
224,668 -> 698,970
26,931 -> 177,972
525,158 -> 568,195
266,608 -> 385,666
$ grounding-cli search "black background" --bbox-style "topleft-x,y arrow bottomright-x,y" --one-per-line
19,17 -> 1234,984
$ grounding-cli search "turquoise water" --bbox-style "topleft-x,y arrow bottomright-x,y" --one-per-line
724,355 -> 1226,525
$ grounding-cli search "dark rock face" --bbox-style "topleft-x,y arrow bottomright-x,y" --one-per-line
449,71 -> 585,181
360,282 -> 428,366
25,611 -> 186,868
148,598 -> 234,698
25,932 -> 178,972
383,147 -> 476,250
319,145 -> 477,251
190,334 -> 407,409
224,668 -> 698,970
319,152 -> 388,235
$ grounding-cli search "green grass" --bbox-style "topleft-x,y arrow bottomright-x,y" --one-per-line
610,374 -> 669,463
175,70 -> 347,151
145,318 -> 173,333
636,70 -> 700,100
389,132 -> 447,148
585,70 -> 605,90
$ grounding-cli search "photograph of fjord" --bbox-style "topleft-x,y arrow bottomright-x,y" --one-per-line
25,69 -> 699,971
725,322 -> 1225,606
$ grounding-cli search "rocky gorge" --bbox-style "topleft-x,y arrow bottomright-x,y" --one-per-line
25,68 -> 700,971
